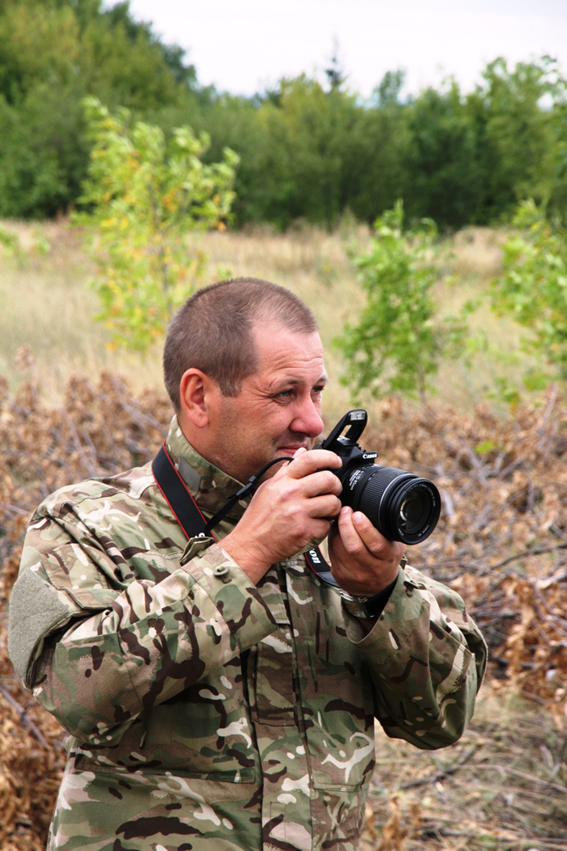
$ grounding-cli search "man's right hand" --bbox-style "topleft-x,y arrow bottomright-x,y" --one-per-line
221,448 -> 342,584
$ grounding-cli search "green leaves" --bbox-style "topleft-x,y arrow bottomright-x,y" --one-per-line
338,201 -> 467,402
0,0 -> 200,218
75,97 -> 238,350
490,199 -> 567,381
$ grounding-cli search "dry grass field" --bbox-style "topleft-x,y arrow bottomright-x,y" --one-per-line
1,221 -> 566,850
0,218 -> 538,416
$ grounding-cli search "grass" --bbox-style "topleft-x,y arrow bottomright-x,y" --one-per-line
361,685 -> 567,850
0,218 -> 547,419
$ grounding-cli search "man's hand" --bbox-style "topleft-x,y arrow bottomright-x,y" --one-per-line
221,448 -> 343,584
328,506 -> 405,598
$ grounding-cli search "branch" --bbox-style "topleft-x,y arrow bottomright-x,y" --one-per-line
490,542 -> 567,571
399,744 -> 478,789
0,684 -> 49,749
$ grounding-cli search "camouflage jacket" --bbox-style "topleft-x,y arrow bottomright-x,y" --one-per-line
9,416 -> 487,851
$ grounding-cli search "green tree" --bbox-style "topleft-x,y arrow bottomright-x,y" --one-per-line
200,75 -> 365,231
255,77 -> 359,230
0,0 -> 200,217
346,70 -> 410,224
490,199 -> 567,382
189,92 -> 273,227
76,97 -> 238,349
467,57 -> 566,223
403,81 -> 483,229
338,201 -> 466,402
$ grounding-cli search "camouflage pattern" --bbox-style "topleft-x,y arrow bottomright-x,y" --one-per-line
9,416 -> 487,851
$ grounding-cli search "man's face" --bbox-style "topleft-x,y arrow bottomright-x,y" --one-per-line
208,321 -> 327,483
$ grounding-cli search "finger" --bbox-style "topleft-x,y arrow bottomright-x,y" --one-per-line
339,508 -> 402,560
309,517 -> 336,541
305,493 -> 342,519
336,506 -> 366,551
285,448 -> 342,479
300,469 -> 343,498
352,511 -> 406,562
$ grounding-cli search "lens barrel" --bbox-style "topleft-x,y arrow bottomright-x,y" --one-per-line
343,465 -> 441,544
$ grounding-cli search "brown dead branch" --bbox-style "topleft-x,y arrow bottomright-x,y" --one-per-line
0,685 -> 50,750
399,744 -> 478,789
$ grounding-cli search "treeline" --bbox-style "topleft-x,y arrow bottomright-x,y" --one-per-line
1,0 -> 566,229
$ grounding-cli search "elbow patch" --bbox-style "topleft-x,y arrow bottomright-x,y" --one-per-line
8,568 -> 72,683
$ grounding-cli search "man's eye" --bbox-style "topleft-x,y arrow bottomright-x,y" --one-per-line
277,390 -> 294,399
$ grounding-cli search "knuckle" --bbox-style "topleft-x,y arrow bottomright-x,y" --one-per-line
321,470 -> 341,492
331,495 -> 342,514
346,536 -> 366,558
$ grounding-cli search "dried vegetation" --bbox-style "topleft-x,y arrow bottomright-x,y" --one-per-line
1,368 -> 567,849
1,220 -> 567,849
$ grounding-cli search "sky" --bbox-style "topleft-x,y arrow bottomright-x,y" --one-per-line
124,0 -> 567,99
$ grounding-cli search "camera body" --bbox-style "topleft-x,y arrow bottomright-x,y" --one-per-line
316,409 -> 440,545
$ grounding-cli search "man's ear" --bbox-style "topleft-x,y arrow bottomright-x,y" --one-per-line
178,369 -> 218,429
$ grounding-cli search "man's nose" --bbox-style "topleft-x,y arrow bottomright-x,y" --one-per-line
291,397 -> 324,437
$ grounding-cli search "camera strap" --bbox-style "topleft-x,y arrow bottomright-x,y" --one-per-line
303,547 -> 341,589
152,444 -> 216,541
152,445 -> 294,540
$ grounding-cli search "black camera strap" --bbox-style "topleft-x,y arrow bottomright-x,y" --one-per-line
152,444 -> 215,541
304,548 -> 341,588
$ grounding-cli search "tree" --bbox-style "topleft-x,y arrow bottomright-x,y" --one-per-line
254,76 -> 364,230
0,0 -> 200,217
403,81 -> 483,229
76,97 -> 238,349
467,57 -> 566,223
490,199 -> 567,383
345,70 -> 410,224
338,201 -> 466,402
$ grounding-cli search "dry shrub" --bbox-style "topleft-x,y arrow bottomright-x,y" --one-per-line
0,367 -> 171,849
366,686 -> 567,850
2,370 -> 567,846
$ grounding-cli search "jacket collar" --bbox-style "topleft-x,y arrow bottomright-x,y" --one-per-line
164,416 -> 249,525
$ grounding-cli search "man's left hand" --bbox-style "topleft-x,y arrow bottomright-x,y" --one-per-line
328,506 -> 405,597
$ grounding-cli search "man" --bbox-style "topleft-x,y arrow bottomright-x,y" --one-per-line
9,278 -> 487,851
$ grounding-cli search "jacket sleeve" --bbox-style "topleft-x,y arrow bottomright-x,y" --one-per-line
8,509 -> 277,745
346,563 -> 487,749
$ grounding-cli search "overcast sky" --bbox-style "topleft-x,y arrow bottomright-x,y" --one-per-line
124,0 -> 567,99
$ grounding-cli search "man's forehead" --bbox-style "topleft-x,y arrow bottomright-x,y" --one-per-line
253,322 -> 323,359
255,324 -> 327,383
271,370 -> 328,387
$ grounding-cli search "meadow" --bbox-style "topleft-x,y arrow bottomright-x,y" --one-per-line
0,218 -> 537,417
1,221 -> 566,851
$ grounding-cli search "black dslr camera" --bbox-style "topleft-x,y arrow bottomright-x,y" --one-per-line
316,409 -> 440,544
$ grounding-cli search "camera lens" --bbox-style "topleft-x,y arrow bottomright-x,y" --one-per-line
343,465 -> 441,544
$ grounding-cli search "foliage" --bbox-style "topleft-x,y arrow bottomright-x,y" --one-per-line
467,56 -> 567,224
75,97 -> 238,349
189,56 -> 567,232
0,225 -> 21,258
0,0 -> 201,218
0,0 -> 566,232
490,199 -> 567,382
338,202 -> 466,402
402,81 -> 484,229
